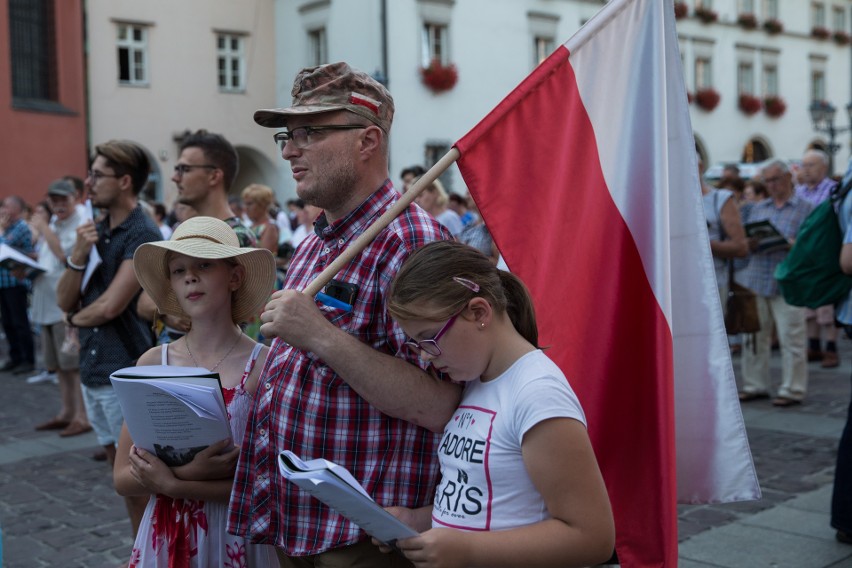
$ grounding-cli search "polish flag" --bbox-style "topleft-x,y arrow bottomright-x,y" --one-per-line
455,1 -> 760,565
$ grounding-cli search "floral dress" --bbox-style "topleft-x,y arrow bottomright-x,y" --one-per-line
129,343 -> 278,567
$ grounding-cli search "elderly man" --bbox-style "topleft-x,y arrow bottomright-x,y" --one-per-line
738,160 -> 814,406
795,149 -> 840,368
228,62 -> 456,567
0,196 -> 35,374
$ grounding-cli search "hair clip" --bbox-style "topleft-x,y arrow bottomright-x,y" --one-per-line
452,276 -> 480,292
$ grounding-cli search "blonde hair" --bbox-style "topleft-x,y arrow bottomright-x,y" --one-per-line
388,241 -> 540,347
425,178 -> 449,208
241,183 -> 275,211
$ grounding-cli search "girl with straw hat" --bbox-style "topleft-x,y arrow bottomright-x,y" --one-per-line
113,216 -> 278,566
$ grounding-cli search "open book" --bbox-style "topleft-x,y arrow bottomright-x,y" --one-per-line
0,243 -> 44,280
744,220 -> 788,253
110,365 -> 232,467
278,450 -> 419,546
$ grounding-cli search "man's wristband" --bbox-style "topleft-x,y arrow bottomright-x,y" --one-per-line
66,257 -> 86,272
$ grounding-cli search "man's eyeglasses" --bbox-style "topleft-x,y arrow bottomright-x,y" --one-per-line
87,170 -> 121,183
273,125 -> 367,150
404,313 -> 460,358
173,164 -> 217,177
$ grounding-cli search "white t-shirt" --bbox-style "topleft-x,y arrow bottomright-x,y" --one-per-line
31,211 -> 84,325
431,350 -> 586,532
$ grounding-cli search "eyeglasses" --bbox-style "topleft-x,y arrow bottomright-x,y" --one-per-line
87,170 -> 121,183
273,125 -> 367,150
404,313 -> 460,358
173,164 -> 217,177
762,175 -> 782,184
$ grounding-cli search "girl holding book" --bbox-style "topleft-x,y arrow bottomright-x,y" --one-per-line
381,240 -> 614,568
114,216 -> 278,567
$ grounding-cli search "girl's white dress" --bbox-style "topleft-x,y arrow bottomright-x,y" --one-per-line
128,343 -> 277,567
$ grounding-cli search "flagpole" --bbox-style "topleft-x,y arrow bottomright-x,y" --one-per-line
302,147 -> 460,297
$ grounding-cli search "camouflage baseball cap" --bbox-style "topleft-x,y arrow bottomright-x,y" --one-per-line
47,179 -> 75,197
254,62 -> 393,133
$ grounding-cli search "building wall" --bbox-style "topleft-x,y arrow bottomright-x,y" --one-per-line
86,0 -> 281,206
0,0 -> 88,204
272,0 -> 852,200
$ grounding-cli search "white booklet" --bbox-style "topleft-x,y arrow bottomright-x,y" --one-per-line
110,365 -> 232,466
278,450 -> 419,546
0,243 -> 44,279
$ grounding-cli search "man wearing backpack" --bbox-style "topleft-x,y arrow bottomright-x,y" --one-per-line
738,160 -> 813,407
795,149 -> 840,368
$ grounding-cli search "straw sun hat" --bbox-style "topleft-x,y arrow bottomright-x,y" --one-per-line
133,216 -> 275,323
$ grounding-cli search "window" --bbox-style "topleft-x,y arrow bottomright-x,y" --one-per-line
739,0 -> 754,12
737,62 -> 754,94
811,70 -> 826,101
8,0 -> 56,102
762,65 -> 778,96
763,0 -> 778,19
308,28 -> 327,67
812,2 -> 826,27
833,6 -> 845,31
217,33 -> 245,92
117,23 -> 148,85
695,57 -> 712,90
422,23 -> 449,67
533,36 -> 555,66
425,142 -> 453,191
695,0 -> 712,8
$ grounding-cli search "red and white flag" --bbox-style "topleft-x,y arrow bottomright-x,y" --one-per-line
455,1 -> 760,565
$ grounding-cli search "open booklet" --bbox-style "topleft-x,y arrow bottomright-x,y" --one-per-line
744,219 -> 788,253
110,365 -> 232,467
278,450 -> 419,546
0,243 -> 45,280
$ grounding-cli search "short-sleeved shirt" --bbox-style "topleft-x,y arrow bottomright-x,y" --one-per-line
795,177 -> 838,207
224,216 -> 257,248
0,219 -> 33,288
228,181 -> 452,555
740,195 -> 813,297
78,206 -> 161,387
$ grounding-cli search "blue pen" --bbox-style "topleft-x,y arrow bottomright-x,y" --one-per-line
315,292 -> 353,312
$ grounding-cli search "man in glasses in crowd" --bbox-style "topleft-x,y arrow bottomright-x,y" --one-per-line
56,139 -> 161,538
228,62 -> 456,567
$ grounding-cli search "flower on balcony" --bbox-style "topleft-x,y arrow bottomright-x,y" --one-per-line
695,88 -> 721,111
738,93 -> 762,115
694,6 -> 718,24
737,13 -> 758,30
811,26 -> 831,39
420,59 -> 458,93
834,30 -> 851,45
764,95 -> 787,118
687,91 -> 694,104
674,2 -> 688,20
763,18 -> 784,34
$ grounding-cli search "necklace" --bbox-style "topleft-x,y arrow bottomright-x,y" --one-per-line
185,329 -> 242,372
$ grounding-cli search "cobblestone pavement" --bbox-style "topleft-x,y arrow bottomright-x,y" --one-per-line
0,338 -> 851,566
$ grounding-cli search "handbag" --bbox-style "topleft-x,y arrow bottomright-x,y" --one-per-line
724,261 -> 761,335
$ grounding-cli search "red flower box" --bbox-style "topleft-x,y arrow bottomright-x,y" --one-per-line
834,30 -> 851,45
737,13 -> 758,29
812,26 -> 831,39
764,95 -> 786,118
674,2 -> 688,20
694,7 -> 718,24
763,18 -> 783,34
738,93 -> 762,115
420,59 -> 458,93
695,88 -> 720,111
687,91 -> 694,104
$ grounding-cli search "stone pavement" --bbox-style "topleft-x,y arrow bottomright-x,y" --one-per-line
0,339 -> 851,567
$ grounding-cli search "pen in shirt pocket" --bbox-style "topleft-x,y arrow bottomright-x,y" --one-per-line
315,292 -> 353,313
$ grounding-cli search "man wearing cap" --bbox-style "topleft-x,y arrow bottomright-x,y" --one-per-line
56,140 -> 162,536
29,180 -> 91,437
0,195 -> 36,374
228,62 -> 458,566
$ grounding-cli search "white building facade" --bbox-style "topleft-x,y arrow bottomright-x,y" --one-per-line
272,0 -> 852,199
86,0 -> 282,205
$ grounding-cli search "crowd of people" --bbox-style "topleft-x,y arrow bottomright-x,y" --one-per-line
2,61 -> 616,567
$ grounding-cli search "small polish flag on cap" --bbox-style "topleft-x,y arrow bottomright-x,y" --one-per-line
350,92 -> 381,115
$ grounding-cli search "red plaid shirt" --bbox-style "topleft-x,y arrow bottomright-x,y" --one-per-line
228,182 -> 452,554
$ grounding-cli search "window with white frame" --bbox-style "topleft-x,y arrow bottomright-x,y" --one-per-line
763,0 -> 778,19
217,33 -> 245,92
308,28 -> 327,67
812,2 -> 826,27
737,62 -> 755,94
762,65 -> 778,96
739,0 -> 754,13
117,23 -> 148,86
533,36 -> 555,66
833,6 -> 845,31
696,0 -> 712,8
811,70 -> 826,101
695,57 -> 712,90
422,23 -> 449,67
